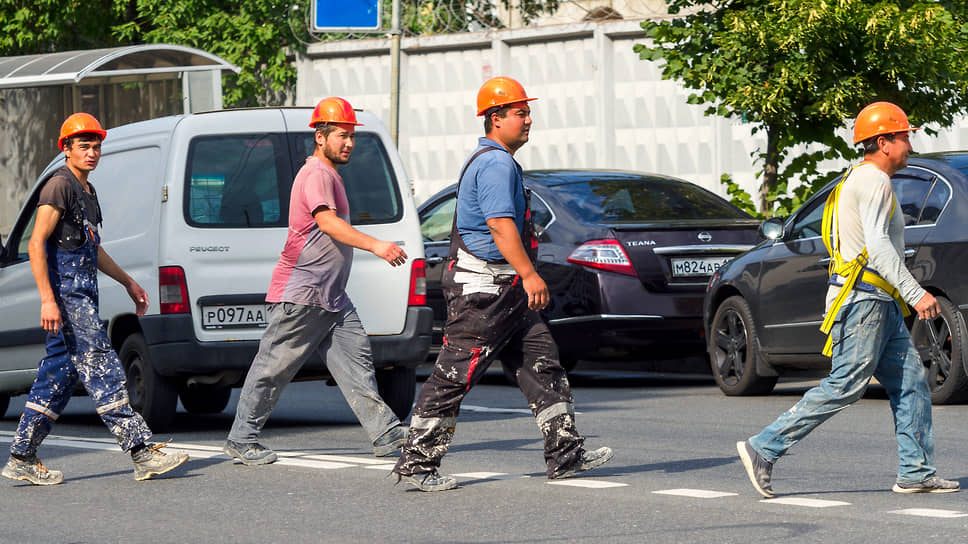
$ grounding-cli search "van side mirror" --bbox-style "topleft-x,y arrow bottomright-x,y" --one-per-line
758,217 -> 785,240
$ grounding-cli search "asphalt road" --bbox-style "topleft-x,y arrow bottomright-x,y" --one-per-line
1,366 -> 967,543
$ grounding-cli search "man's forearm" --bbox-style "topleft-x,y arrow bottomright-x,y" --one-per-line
315,212 -> 377,252
28,243 -> 56,303
97,246 -> 134,287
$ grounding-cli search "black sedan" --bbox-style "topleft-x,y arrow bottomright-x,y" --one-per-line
419,169 -> 762,371
704,152 -> 968,404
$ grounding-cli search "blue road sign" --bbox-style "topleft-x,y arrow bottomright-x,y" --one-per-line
311,0 -> 382,32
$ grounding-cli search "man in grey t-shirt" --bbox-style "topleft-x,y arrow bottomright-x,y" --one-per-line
737,102 -> 958,497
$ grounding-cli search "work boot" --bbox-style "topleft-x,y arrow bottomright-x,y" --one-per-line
223,440 -> 278,466
893,476 -> 960,494
2,455 -> 64,486
737,440 -> 774,498
132,443 -> 189,481
394,470 -> 459,492
551,446 -> 614,479
373,425 -> 408,457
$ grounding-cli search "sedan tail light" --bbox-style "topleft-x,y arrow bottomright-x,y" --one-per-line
567,239 -> 637,276
408,259 -> 427,305
159,266 -> 190,314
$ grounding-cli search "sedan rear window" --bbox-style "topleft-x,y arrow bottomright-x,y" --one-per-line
545,176 -> 751,224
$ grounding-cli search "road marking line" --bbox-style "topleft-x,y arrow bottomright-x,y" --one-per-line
462,405 -> 582,415
548,480 -> 628,489
890,508 -> 968,519
653,488 -> 738,499
453,472 -> 529,480
761,497 -> 851,508
363,464 -> 397,471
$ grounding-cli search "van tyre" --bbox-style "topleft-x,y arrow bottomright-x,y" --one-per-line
178,383 -> 231,414
119,333 -> 178,430
709,296 -> 777,396
375,366 -> 416,421
911,295 -> 968,405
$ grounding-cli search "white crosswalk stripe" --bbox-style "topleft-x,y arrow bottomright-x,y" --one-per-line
548,479 -> 628,489
762,497 -> 852,508
889,508 -> 968,519
653,488 -> 738,499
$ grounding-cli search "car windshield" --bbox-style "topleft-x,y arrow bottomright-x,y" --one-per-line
541,175 -> 751,223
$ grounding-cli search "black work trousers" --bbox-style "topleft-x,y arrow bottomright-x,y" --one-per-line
394,258 -> 584,478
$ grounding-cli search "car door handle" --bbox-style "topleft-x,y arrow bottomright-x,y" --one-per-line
904,248 -> 916,258
817,257 -> 831,265
426,256 -> 445,265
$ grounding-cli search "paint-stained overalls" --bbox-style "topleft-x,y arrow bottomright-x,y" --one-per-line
10,168 -> 151,457
394,146 -> 585,479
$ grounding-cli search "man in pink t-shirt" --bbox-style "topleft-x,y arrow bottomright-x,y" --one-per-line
224,98 -> 411,465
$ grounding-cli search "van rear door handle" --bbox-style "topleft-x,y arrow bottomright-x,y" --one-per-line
426,256 -> 445,265
817,257 -> 831,265
904,248 -> 916,258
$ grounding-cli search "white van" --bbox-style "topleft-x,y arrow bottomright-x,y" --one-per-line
0,108 -> 431,429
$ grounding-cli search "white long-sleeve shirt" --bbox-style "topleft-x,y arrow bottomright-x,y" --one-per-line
823,163 -> 926,315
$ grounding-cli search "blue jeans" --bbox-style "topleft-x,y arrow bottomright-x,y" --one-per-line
749,299 -> 936,484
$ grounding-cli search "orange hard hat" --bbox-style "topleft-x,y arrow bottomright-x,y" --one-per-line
309,97 -> 362,128
58,113 -> 106,150
853,101 -> 919,144
476,76 -> 537,116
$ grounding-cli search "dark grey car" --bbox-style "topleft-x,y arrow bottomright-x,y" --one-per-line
704,153 -> 968,404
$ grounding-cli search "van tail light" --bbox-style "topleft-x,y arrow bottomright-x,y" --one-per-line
159,266 -> 190,314
408,259 -> 427,306
567,239 -> 637,277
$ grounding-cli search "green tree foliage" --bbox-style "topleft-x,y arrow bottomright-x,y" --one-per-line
635,0 -> 968,217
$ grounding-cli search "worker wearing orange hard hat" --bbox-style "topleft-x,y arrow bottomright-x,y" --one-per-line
738,102 -> 958,497
4,113 -> 188,486
392,77 -> 612,492
225,97 -> 411,465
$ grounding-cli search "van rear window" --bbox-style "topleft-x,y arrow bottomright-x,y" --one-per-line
185,134 -> 288,227
185,132 -> 403,228
290,132 -> 403,225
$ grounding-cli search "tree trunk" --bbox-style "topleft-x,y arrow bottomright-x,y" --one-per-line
759,125 -> 779,216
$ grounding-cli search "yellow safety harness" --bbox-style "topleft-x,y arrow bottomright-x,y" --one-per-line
819,162 -> 910,356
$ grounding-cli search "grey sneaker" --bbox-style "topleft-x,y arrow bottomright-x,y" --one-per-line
373,425 -> 408,457
2,456 -> 64,486
132,443 -> 189,481
551,446 -> 614,479
737,440 -> 774,498
893,476 -> 960,494
394,470 -> 459,492
223,440 -> 278,466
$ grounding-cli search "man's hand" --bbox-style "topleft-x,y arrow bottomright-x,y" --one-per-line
372,240 -> 408,267
126,281 -> 149,317
521,273 -> 549,311
913,292 -> 940,320
40,301 -> 62,335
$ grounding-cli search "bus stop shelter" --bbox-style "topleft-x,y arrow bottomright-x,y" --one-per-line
0,44 -> 240,236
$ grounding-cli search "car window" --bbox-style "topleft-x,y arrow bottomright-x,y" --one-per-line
420,196 -> 456,242
892,173 -> 934,226
291,132 -> 403,225
789,194 -> 827,240
530,192 -> 553,229
543,175 -> 750,224
185,134 -> 288,228
919,178 -> 950,224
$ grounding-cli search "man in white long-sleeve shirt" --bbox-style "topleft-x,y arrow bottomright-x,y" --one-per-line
737,101 -> 959,497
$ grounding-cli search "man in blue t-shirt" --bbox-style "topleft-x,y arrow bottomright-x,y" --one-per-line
392,77 -> 612,492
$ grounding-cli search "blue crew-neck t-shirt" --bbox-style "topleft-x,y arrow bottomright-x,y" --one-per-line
456,138 -> 526,262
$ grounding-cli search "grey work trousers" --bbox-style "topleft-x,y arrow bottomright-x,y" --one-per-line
228,302 -> 400,445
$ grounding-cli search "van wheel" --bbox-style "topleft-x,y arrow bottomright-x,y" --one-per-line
376,366 -> 416,422
178,383 -> 231,414
0,394 -> 8,418
120,333 -> 178,430
709,296 -> 777,396
911,295 -> 968,404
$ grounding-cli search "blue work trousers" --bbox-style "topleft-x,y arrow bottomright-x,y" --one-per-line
10,236 -> 151,457
749,299 -> 936,484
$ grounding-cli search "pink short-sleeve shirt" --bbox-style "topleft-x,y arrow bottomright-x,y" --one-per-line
266,156 -> 353,311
